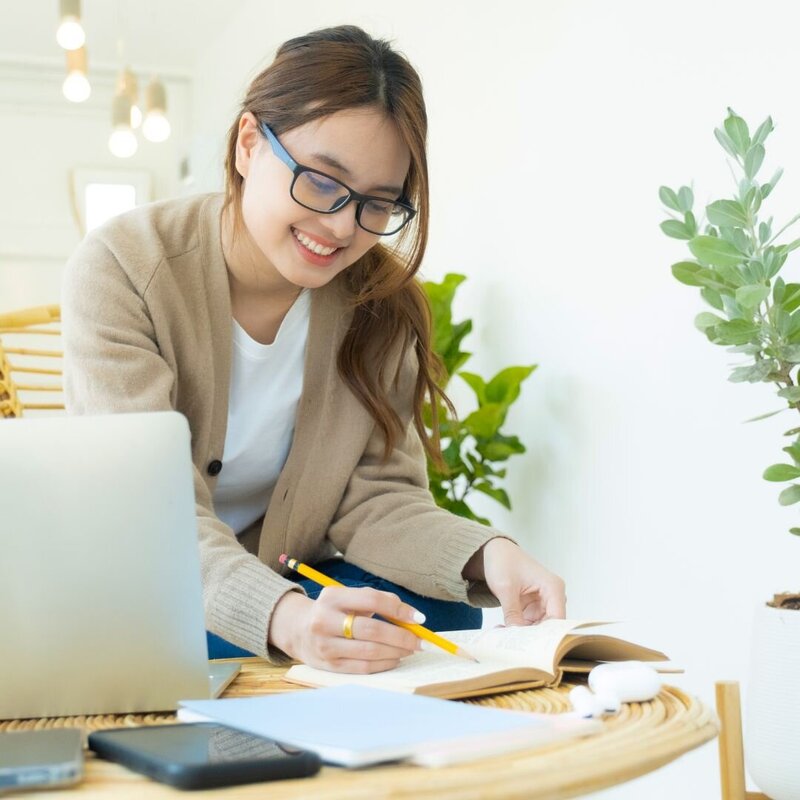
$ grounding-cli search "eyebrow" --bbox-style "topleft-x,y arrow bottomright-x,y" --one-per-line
310,151 -> 404,196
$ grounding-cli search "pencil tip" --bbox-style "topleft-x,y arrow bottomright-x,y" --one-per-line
457,647 -> 479,663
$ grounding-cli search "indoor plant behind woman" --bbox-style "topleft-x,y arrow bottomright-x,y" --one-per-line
659,109 -> 800,800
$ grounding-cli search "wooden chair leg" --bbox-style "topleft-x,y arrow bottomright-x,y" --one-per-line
715,681 -> 771,800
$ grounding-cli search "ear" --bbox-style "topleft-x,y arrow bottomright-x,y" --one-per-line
234,112 -> 262,180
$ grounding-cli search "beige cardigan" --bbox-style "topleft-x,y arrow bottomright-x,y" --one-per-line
61,193 -> 503,660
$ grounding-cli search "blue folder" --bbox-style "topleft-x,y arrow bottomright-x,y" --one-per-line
179,684 -> 594,768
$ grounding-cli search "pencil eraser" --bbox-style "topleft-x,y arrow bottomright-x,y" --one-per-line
278,554 -> 287,565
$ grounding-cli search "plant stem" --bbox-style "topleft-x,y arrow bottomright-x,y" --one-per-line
766,212 -> 800,248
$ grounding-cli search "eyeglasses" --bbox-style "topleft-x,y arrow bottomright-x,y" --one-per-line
259,121 -> 416,236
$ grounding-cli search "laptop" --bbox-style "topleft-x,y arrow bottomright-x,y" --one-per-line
0,411 -> 240,720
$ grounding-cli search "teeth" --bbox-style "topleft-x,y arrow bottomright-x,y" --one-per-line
293,229 -> 338,256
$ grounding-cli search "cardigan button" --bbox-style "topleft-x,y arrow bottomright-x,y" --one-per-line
207,459 -> 223,477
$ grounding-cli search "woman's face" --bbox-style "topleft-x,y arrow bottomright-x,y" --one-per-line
235,107 -> 411,291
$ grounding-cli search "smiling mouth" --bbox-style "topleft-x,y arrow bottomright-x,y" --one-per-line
291,227 -> 341,256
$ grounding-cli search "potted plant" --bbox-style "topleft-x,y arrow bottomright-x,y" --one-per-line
422,273 -> 535,525
659,109 -> 800,800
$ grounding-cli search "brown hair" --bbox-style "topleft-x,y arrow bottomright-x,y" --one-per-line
223,25 -> 453,463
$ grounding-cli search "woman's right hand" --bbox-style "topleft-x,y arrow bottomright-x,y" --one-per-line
268,586 -> 424,673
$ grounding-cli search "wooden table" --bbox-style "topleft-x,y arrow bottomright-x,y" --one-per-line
1,659 -> 718,799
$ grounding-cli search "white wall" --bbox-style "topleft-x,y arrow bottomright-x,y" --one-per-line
0,58 -> 191,309
188,1 -> 800,796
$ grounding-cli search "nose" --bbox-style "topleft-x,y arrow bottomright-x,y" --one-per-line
320,200 -> 358,242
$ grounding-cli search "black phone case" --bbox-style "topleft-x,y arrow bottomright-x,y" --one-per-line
88,724 -> 321,790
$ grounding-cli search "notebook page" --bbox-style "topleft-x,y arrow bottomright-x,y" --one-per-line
286,647 -> 518,693
441,619 -> 600,673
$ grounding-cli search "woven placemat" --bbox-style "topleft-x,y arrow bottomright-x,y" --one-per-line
0,660 -> 718,800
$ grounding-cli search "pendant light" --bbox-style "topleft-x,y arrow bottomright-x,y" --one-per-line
116,67 -> 142,129
142,76 -> 171,143
56,0 -> 86,51
62,46 -> 90,103
108,92 -> 138,158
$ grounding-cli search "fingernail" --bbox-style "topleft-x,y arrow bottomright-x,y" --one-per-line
412,610 -> 426,624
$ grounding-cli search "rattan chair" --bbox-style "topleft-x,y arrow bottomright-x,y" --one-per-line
716,681 -> 771,800
0,304 -> 63,418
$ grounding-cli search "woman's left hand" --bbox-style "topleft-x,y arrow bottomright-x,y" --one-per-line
464,538 -> 566,625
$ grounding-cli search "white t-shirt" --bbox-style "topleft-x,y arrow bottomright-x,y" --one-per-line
213,290 -> 311,535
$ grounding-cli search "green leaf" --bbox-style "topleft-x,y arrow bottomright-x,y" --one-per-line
485,365 -> 536,406
714,128 -> 739,159
729,361 -> 775,383
778,386 -> 800,402
778,484 -> 800,505
752,116 -> 774,146
458,371 -> 487,405
473,481 -> 511,510
763,464 -> 800,482
671,261 -> 703,286
735,284 -> 769,309
438,497 -> 490,525
660,220 -> 692,240
706,319 -> 759,346
744,144 -> 765,179
477,434 -> 526,462
789,528 -> 800,536
694,312 -> 725,331
701,287 -> 724,310
689,235 -> 744,268
706,199 -> 748,228
783,443 -> 800,463
759,221 -> 772,244
677,186 -> 694,213
724,111 -> 750,156
659,186 -> 681,211
463,404 -> 505,439
779,345 -> 800,363
671,261 -> 730,292
744,408 -> 786,423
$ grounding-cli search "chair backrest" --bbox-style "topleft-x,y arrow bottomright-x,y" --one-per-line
0,305 -> 63,419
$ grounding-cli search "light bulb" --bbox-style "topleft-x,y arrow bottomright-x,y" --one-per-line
56,17 -> 85,50
130,104 -> 142,129
142,111 -> 171,143
108,128 -> 138,158
62,71 -> 91,103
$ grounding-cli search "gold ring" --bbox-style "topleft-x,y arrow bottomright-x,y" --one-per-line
342,612 -> 356,640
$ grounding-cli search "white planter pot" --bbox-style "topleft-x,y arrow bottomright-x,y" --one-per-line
746,603 -> 800,800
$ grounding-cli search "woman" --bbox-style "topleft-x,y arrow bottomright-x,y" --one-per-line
62,25 -> 565,673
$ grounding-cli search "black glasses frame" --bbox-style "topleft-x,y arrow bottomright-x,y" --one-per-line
259,121 -> 417,236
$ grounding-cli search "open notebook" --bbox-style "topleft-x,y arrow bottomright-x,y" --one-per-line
284,620 -> 670,699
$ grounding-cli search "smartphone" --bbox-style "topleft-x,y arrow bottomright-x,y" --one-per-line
88,723 -> 320,790
0,729 -> 83,793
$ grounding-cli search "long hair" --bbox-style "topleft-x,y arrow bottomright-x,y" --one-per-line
222,25 -> 453,464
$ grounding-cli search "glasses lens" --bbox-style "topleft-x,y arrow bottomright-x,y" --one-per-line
358,199 -> 412,235
292,169 -> 413,235
292,170 -> 350,212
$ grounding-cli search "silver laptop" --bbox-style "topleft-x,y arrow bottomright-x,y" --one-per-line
0,411 -> 239,720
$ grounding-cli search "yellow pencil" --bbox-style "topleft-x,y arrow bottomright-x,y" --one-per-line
279,554 -> 479,662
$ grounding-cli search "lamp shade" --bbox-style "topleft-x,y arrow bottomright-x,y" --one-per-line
56,0 -> 85,50
116,67 -> 141,128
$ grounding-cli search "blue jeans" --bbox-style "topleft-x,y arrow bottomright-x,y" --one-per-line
206,559 -> 482,659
